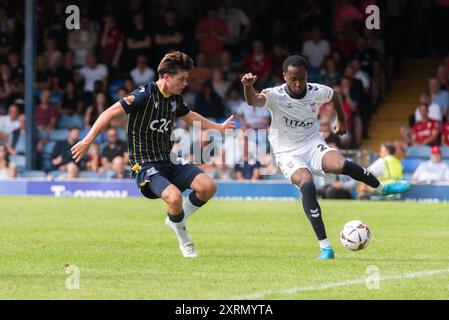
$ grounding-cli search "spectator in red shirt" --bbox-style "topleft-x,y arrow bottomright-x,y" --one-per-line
442,121 -> 449,146
35,89 -> 57,131
332,0 -> 363,36
100,12 -> 124,70
412,103 -> 439,146
195,4 -> 228,65
241,40 -> 272,83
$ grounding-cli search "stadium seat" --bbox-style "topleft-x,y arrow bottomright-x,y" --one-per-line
116,126 -> 127,142
102,170 -> 116,179
19,170 -> 47,178
80,128 -> 104,144
441,147 -> 449,160
401,158 -> 423,173
57,115 -> 83,130
37,130 -> 49,140
109,80 -> 125,101
79,171 -> 101,179
402,172 -> 413,182
50,92 -> 63,106
40,141 -> 57,171
49,129 -> 69,141
42,141 -> 56,159
47,170 -> 64,179
407,145 -> 431,159
9,155 -> 26,172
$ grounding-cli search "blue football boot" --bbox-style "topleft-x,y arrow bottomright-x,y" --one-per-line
381,180 -> 412,195
317,246 -> 335,260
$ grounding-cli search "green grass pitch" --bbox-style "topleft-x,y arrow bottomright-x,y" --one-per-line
1,197 -> 449,299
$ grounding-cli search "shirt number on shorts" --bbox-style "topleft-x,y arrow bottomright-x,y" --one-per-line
317,144 -> 328,152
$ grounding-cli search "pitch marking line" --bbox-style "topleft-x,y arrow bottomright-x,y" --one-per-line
232,267 -> 449,299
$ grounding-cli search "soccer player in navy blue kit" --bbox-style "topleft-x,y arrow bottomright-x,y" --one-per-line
72,51 -> 236,257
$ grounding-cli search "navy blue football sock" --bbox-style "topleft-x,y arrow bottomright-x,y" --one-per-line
341,160 -> 380,189
168,211 -> 185,223
300,181 -> 327,241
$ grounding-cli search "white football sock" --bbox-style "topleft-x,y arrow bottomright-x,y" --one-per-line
183,196 -> 201,219
319,238 -> 331,249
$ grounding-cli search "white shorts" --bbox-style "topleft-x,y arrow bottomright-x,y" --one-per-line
275,136 -> 337,182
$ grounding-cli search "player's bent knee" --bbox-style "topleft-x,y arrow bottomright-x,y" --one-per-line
290,169 -> 313,187
322,151 -> 345,174
193,175 -> 217,198
161,188 -> 183,208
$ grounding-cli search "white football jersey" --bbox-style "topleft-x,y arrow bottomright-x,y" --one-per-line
262,83 -> 333,154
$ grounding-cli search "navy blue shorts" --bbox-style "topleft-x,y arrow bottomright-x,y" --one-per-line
132,159 -> 204,199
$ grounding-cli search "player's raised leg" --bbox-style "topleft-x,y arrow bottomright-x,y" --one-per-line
321,150 -> 411,195
183,173 -> 217,219
291,168 -> 334,260
160,184 -> 199,257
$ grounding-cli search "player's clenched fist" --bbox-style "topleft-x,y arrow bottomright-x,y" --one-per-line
241,73 -> 258,87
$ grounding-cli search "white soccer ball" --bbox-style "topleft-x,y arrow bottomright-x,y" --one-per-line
340,220 -> 371,251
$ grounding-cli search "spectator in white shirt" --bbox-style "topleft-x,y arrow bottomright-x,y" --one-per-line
79,52 -> 108,93
129,55 -> 155,86
67,17 -> 98,67
350,58 -> 370,92
302,27 -> 330,69
414,92 -> 442,123
218,0 -> 251,48
0,104 -> 20,144
428,78 -> 449,118
412,146 -> 449,184
235,101 -> 270,130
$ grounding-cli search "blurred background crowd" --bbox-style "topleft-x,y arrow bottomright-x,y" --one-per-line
0,0 -> 449,196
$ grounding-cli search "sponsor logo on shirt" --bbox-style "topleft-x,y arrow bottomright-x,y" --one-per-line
283,116 -> 315,129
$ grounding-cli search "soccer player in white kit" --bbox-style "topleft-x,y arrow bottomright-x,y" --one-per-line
241,55 -> 411,259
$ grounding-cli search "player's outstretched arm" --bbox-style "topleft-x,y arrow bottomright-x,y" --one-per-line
181,112 -> 236,133
71,102 -> 126,163
241,73 -> 266,107
330,92 -> 348,136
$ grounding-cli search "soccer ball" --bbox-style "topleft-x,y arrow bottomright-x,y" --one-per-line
340,220 -> 371,251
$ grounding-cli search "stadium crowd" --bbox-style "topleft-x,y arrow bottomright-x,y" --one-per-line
0,0 -> 449,187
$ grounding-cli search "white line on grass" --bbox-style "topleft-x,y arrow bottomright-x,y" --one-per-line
232,267 -> 449,299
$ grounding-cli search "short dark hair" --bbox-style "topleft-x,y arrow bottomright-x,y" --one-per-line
382,142 -> 396,155
283,55 -> 308,73
158,51 -> 194,77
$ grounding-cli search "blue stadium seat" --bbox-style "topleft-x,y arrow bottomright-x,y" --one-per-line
49,129 -> 69,141
441,147 -> 449,160
109,80 -> 125,101
102,170 -> 116,179
42,141 -> 57,159
50,92 -> 63,106
57,115 -> 83,130
19,170 -> 47,178
407,145 -> 431,159
79,171 -> 101,179
401,158 -> 423,173
116,126 -> 127,142
47,170 -> 64,179
80,128 -> 104,144
37,130 -> 49,140
9,155 -> 26,172
402,172 -> 413,182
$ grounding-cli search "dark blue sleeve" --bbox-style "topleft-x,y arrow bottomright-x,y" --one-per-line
175,96 -> 191,117
119,85 -> 149,114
